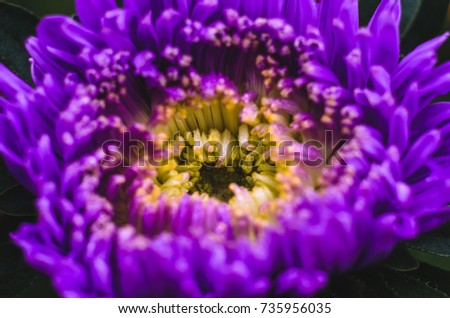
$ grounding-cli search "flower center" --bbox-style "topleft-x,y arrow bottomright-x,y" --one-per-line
152,102 -> 280,208
190,166 -> 253,202
110,75 -> 341,238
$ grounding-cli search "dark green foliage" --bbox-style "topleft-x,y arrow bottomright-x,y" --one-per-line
0,2 -> 38,84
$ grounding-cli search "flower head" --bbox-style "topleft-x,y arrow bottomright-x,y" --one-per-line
1,0 -> 450,297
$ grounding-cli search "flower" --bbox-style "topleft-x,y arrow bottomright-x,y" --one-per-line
0,0 -> 450,297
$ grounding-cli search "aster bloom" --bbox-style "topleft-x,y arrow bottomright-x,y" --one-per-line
0,0 -> 450,297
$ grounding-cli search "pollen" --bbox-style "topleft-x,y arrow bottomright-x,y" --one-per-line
137,75 -> 328,225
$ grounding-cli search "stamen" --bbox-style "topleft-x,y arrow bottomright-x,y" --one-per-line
134,67 -> 339,238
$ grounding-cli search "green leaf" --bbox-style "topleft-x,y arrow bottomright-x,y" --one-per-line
0,246 -> 57,298
17,273 -> 59,298
1,1 -> 75,17
359,0 -> 422,37
0,157 -> 18,194
0,214 -> 57,297
0,242 -> 27,277
401,0 -> 450,54
0,4 -> 53,217
399,0 -> 422,37
0,156 -> 36,217
410,262 -> 450,295
322,242 -> 450,297
382,245 -> 420,272
427,223 -> 450,238
408,249 -> 450,272
376,268 -> 449,297
320,272 -> 387,297
0,183 -> 36,216
0,3 -> 43,292
323,264 -> 450,298
406,236 -> 450,257
0,2 -> 38,84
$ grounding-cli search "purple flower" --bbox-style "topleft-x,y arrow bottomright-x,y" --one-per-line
0,0 -> 450,297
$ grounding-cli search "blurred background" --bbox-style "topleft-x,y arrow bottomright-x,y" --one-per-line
7,0 -> 75,16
